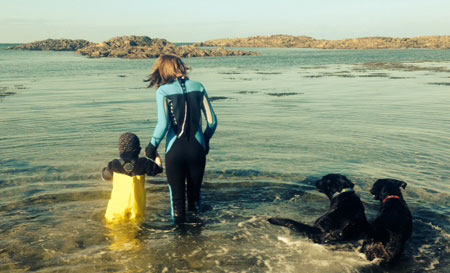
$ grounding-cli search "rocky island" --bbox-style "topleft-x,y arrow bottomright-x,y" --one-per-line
8,39 -> 92,51
196,35 -> 450,49
76,36 -> 257,58
8,36 -> 257,58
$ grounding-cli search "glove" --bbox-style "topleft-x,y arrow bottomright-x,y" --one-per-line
145,143 -> 157,160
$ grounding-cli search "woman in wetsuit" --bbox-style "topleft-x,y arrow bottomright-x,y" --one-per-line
145,55 -> 218,224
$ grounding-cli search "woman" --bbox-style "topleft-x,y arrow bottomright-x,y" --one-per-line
145,55 -> 217,224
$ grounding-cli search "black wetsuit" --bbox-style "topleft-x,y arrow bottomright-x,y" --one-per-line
146,78 -> 217,223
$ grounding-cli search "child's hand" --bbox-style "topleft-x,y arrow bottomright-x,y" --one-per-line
155,155 -> 162,167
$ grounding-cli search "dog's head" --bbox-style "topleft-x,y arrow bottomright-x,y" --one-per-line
370,179 -> 407,201
315,173 -> 354,199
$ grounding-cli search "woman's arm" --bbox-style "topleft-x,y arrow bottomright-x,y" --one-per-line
201,87 -> 218,152
146,90 -> 169,159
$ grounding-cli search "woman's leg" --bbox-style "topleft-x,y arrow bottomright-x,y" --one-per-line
165,140 -> 187,223
186,139 -> 206,211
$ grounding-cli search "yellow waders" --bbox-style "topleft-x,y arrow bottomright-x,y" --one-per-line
104,172 -> 146,223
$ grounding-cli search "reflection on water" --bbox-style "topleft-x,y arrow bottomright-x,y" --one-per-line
105,221 -> 143,252
0,46 -> 449,272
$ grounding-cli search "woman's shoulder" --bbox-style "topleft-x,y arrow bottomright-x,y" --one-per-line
158,81 -> 180,94
156,83 -> 172,95
186,80 -> 205,91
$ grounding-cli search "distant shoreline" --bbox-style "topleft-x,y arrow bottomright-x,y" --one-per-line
4,35 -> 450,57
196,34 -> 450,50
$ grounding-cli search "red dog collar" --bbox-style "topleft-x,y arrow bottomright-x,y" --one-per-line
382,195 -> 401,204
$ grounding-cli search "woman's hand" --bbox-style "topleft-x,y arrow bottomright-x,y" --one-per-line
145,143 -> 157,159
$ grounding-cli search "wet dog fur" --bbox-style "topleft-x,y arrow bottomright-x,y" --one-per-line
268,174 -> 370,243
362,179 -> 412,264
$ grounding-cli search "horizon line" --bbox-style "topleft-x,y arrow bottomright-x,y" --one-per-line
2,33 -> 450,44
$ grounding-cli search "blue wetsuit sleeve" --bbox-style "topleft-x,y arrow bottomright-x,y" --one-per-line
201,87 -> 218,141
145,89 -> 169,159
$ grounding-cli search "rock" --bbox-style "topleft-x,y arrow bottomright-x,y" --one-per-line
76,36 -> 257,59
8,39 -> 92,51
196,35 -> 450,49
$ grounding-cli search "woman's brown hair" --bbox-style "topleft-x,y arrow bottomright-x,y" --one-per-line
145,55 -> 189,88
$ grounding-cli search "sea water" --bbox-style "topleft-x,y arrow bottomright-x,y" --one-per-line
0,44 -> 449,272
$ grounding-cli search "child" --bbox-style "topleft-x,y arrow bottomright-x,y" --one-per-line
102,132 -> 162,223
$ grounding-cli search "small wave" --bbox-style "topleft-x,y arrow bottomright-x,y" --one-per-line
0,190 -> 110,212
205,168 -> 314,182
428,82 -> 450,86
235,90 -> 259,94
256,72 -> 282,75
209,96 -> 231,101
267,92 -> 303,97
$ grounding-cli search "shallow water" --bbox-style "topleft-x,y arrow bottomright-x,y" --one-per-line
0,45 -> 449,272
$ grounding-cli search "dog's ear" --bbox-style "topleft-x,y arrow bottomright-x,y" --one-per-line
389,179 -> 407,189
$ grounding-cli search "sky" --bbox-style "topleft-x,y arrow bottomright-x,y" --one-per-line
1,0 -> 449,43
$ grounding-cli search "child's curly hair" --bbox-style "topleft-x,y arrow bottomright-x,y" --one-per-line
118,132 -> 141,155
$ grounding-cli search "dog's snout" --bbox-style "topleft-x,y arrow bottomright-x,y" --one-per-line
315,179 -> 322,188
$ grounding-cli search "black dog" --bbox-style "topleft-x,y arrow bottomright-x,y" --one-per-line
362,179 -> 412,264
268,174 -> 370,243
